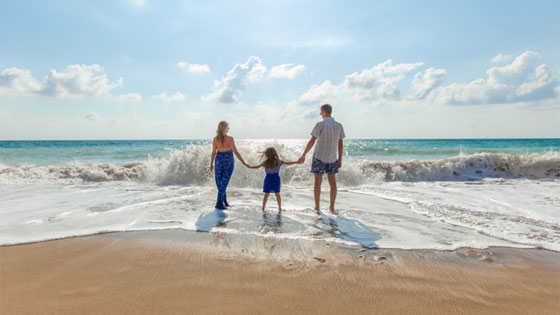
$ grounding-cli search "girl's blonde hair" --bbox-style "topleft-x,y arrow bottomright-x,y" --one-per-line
216,121 -> 229,143
260,147 -> 280,169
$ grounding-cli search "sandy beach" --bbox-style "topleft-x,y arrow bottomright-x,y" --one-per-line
1,230 -> 558,315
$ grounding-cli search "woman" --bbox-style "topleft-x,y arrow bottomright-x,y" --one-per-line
210,121 -> 248,209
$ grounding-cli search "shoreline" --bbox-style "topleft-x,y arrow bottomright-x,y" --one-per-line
2,230 -> 559,315
1,228 -> 558,255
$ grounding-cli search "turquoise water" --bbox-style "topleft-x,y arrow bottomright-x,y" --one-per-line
1,139 -> 558,166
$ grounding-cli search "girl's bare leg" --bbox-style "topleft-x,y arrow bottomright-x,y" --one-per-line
275,193 -> 282,211
262,193 -> 270,211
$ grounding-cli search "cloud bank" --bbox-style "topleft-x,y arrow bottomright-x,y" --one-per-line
437,51 -> 558,105
202,56 -> 305,103
0,64 -> 139,100
293,51 -> 558,109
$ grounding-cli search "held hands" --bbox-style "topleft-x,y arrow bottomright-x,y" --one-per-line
297,156 -> 305,164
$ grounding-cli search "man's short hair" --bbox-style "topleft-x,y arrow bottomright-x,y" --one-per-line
321,104 -> 332,115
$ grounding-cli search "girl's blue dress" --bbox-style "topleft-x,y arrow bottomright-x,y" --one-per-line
263,160 -> 284,193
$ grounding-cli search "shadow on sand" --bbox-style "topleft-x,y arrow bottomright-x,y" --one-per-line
195,209 -> 227,232
315,212 -> 381,249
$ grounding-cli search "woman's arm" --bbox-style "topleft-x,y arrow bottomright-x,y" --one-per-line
231,137 -> 248,167
247,164 -> 262,169
210,138 -> 217,173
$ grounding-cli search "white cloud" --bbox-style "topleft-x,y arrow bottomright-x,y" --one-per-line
297,80 -> 339,106
344,59 -> 424,100
0,68 -> 42,94
411,67 -> 447,99
290,51 -> 558,110
0,64 -> 143,100
41,64 -> 123,99
84,112 -> 100,121
202,56 -> 266,103
437,51 -> 558,105
200,57 -> 307,103
269,64 -> 305,79
515,64 -> 557,99
177,62 -> 210,75
487,51 -> 540,87
116,93 -> 142,101
153,91 -> 186,102
491,53 -> 513,64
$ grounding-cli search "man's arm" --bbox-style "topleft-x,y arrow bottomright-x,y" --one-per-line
337,138 -> 343,168
298,136 -> 316,164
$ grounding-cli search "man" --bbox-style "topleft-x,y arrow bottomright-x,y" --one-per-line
298,104 -> 345,212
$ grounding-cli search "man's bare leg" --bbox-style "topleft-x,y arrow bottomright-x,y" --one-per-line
327,174 -> 337,212
314,174 -> 322,211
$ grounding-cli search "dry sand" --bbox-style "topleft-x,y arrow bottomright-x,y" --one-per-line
1,230 -> 559,315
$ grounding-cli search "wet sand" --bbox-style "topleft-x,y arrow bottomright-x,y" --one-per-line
1,230 -> 559,315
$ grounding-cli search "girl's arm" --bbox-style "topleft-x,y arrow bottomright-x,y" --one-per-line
210,138 -> 217,173
231,137 -> 248,167
247,164 -> 262,169
283,160 -> 299,166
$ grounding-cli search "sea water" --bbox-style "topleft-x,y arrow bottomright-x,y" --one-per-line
1,139 -> 559,251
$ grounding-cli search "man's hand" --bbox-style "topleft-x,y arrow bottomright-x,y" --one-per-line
337,160 -> 342,169
298,156 -> 305,164
210,164 -> 214,173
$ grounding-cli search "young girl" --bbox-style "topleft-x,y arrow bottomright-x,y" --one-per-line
248,147 -> 297,211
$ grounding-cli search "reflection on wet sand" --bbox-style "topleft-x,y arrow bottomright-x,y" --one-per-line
259,211 -> 283,233
195,209 -> 227,232
314,212 -> 381,249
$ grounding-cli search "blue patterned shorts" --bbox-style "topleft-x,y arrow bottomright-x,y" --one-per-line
311,157 -> 339,175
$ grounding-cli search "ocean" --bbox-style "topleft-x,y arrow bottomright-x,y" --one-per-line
1,139 -> 559,251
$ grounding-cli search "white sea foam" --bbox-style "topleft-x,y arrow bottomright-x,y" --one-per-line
1,147 -> 559,185
1,178 -> 558,251
1,143 -> 558,251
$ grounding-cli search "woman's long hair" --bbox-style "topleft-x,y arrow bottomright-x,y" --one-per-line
216,121 -> 228,143
260,147 -> 280,169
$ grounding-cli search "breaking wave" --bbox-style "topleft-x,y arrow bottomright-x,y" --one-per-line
1,147 -> 559,186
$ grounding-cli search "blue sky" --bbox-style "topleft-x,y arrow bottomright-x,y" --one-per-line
1,0 -> 559,139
